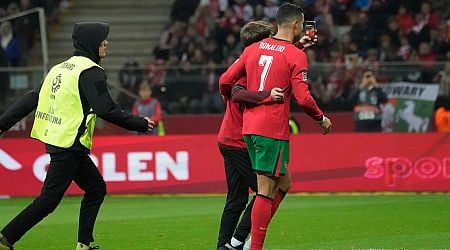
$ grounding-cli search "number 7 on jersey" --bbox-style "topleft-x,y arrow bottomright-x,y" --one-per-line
258,55 -> 273,91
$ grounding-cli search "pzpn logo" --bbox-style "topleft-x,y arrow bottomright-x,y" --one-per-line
52,74 -> 62,93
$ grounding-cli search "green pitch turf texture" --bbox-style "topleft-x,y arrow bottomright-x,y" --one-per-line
0,193 -> 448,249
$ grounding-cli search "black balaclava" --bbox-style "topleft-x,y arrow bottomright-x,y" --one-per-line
72,22 -> 109,64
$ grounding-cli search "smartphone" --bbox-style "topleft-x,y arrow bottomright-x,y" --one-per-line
305,21 -> 316,39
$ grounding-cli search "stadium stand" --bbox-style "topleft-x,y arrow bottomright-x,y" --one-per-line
151,0 -> 449,114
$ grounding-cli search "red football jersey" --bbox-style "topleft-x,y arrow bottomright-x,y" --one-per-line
217,76 -> 247,148
219,37 -> 323,140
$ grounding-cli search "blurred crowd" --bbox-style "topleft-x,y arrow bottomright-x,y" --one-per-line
119,0 -> 448,114
1,0 -> 448,116
0,0 -> 69,67
0,0 -> 68,112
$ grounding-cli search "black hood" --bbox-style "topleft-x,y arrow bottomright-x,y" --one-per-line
72,22 -> 109,64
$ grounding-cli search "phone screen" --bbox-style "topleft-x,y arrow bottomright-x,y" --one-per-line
305,21 -> 316,38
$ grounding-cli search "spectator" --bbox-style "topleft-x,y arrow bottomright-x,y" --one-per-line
198,0 -> 228,18
322,66 -> 346,110
146,57 -> 167,87
348,70 -> 388,132
204,39 -> 222,63
321,13 -> 339,44
378,34 -> 397,62
433,62 -> 450,109
179,41 -> 197,63
221,33 -> 241,61
132,82 -> 164,135
170,0 -> 200,22
385,16 -> 401,48
154,21 -> 186,61
408,12 -> 431,50
434,106 -> 450,132
200,61 -> 224,113
178,24 -> 205,55
16,0 -> 39,61
416,42 -> 436,82
430,24 -> 449,61
117,59 -> 143,111
263,0 -> 278,20
420,1 -> 439,29
396,35 -> 412,61
216,7 -> 239,45
396,5 -> 415,34
253,4 -> 265,21
367,0 -> 389,33
363,48 -> 380,74
194,5 -> 216,39
349,12 -> 377,54
0,21 -> 22,66
232,0 -> 253,23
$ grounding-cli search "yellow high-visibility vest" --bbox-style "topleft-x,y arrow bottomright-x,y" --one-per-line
31,56 -> 102,149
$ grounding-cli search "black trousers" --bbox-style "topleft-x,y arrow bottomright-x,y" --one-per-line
1,150 -> 106,245
217,144 -> 257,248
355,120 -> 382,132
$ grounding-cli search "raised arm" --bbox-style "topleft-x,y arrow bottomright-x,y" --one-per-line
291,52 -> 332,134
219,53 -> 247,96
231,85 -> 285,105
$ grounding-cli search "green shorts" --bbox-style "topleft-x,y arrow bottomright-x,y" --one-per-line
243,135 -> 289,177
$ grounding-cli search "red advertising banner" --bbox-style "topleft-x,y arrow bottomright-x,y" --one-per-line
0,133 -> 449,196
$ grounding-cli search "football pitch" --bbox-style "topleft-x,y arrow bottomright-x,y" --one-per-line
0,193 -> 449,249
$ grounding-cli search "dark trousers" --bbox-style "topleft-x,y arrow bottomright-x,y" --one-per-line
355,120 -> 382,132
1,151 -> 106,245
217,144 -> 257,248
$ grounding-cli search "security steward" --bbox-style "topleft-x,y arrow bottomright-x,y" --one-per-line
0,22 -> 155,250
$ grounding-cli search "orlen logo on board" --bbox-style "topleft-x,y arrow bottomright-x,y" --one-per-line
1,149 -> 189,183
364,156 -> 450,187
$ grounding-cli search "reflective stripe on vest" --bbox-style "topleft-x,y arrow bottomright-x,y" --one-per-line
31,56 -> 102,149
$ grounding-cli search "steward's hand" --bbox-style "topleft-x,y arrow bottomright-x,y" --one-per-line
144,118 -> 156,133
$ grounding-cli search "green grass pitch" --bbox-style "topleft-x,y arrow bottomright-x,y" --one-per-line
0,193 -> 449,249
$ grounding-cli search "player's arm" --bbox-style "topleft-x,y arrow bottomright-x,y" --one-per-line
291,52 -> 332,134
294,34 -> 318,50
219,53 -> 247,96
231,85 -> 284,104
0,89 -> 39,134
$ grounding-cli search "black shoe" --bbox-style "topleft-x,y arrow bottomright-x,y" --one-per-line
0,235 -> 13,250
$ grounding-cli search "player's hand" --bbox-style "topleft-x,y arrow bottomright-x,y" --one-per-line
270,87 -> 284,102
144,117 -> 156,133
299,32 -> 318,48
318,116 -> 332,135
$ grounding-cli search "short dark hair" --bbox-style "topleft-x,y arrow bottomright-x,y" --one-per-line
240,20 -> 274,47
276,3 -> 304,26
